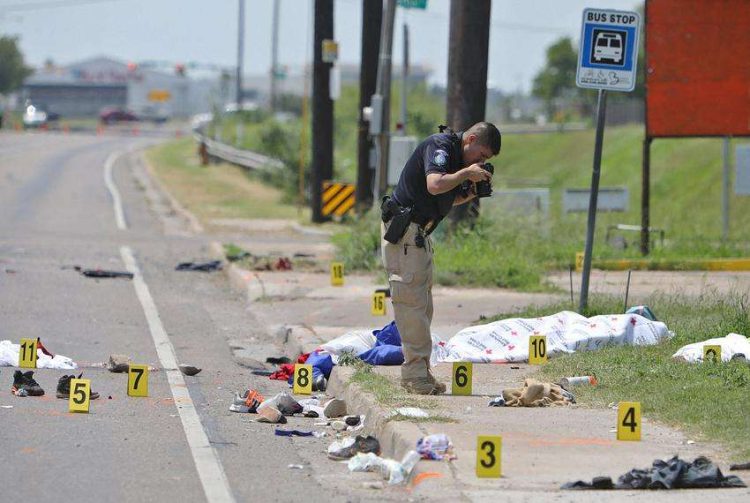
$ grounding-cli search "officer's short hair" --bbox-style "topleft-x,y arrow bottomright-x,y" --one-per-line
468,122 -> 501,155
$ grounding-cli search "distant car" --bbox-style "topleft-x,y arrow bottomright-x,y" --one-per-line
100,108 -> 139,124
139,105 -> 170,124
22,104 -> 60,129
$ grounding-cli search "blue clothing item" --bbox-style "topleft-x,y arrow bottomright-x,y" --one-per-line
358,344 -> 404,366
373,320 -> 402,347
286,350 -> 333,386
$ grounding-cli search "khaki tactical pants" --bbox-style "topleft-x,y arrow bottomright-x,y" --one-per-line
381,221 -> 434,383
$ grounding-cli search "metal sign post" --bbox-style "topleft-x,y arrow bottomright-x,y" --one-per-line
576,8 -> 640,312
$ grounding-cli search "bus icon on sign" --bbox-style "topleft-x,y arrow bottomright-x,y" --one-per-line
592,30 -> 626,66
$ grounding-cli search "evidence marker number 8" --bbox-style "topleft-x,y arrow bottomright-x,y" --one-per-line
293,363 -> 313,395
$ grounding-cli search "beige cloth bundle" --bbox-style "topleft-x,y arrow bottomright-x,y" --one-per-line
502,378 -> 571,407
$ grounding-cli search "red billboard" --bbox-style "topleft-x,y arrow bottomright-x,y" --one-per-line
646,0 -> 750,137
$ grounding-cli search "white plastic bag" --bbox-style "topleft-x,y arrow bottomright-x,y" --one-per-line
0,340 -> 77,370
319,330 -> 376,356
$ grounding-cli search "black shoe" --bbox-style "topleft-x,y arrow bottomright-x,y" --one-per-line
12,370 -> 44,396
327,435 -> 381,461
56,373 -> 99,400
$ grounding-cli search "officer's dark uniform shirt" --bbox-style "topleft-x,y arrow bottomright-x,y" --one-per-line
392,131 -> 463,224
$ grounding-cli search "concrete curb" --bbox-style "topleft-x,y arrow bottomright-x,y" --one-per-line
327,366 -> 445,484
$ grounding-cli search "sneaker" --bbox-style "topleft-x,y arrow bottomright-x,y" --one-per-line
12,370 -> 44,396
327,435 -> 381,461
229,389 -> 264,413
56,373 -> 100,400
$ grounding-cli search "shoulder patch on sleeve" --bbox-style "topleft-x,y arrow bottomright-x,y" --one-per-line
433,149 -> 448,167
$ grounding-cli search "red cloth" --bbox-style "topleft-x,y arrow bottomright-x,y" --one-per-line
269,353 -> 309,381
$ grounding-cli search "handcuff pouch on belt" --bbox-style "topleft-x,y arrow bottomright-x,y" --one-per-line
381,196 -> 413,245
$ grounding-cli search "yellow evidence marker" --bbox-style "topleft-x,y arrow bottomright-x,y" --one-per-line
68,378 -> 91,413
127,365 -> 149,397
575,252 -> 584,272
528,335 -> 548,365
371,291 -> 387,316
476,436 -> 502,478
19,338 -> 37,369
617,401 -> 641,441
452,362 -> 473,396
293,363 -> 313,395
330,262 -> 344,286
703,345 -> 722,363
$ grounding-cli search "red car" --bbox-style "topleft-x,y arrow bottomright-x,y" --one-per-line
99,108 -> 139,124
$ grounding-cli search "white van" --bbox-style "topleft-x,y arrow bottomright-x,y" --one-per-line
594,32 -> 623,64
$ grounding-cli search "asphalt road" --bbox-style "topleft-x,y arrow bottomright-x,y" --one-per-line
0,132 -> 394,503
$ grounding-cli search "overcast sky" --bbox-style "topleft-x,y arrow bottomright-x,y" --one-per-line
0,0 -> 641,93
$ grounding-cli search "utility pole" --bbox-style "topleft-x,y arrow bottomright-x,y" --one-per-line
311,0 -> 334,223
356,0 -> 383,210
374,0 -> 397,201
236,0 -> 245,106
399,22 -> 409,134
270,0 -> 280,111
446,0 -> 491,222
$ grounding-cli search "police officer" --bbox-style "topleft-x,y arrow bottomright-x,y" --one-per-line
381,121 -> 501,394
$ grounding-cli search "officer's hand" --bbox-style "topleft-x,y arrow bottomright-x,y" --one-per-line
463,163 -> 492,183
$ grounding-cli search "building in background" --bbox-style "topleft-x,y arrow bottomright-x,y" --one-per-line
22,56 -> 234,119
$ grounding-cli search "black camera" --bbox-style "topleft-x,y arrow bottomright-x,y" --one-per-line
475,162 -> 494,198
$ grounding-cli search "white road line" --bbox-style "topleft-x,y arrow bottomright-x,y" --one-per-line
104,152 -> 127,230
120,246 -> 235,503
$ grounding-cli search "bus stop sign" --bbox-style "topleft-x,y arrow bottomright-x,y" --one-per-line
576,8 -> 640,92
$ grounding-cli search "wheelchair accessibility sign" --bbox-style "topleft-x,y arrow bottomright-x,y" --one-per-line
576,8 -> 640,92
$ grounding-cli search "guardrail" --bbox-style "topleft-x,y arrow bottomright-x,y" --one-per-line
193,131 -> 284,171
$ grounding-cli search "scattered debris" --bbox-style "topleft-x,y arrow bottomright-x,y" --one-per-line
331,420 -> 347,432
257,406 -> 286,424
362,481 -> 385,490
175,260 -> 223,272
348,450 -> 421,485
390,407 -> 429,419
344,415 -> 361,427
322,398 -> 346,419
287,464 -> 305,470
78,267 -> 134,279
229,389 -> 264,413
416,434 -> 456,461
562,456 -> 746,490
259,392 -> 303,415
107,354 -> 131,373
488,396 -> 506,407
178,364 -> 202,376
328,435 -> 381,461
730,462 -> 750,471
265,356 -> 292,365
275,428 -> 314,437
559,375 -> 598,389
1,405 -> 12,409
